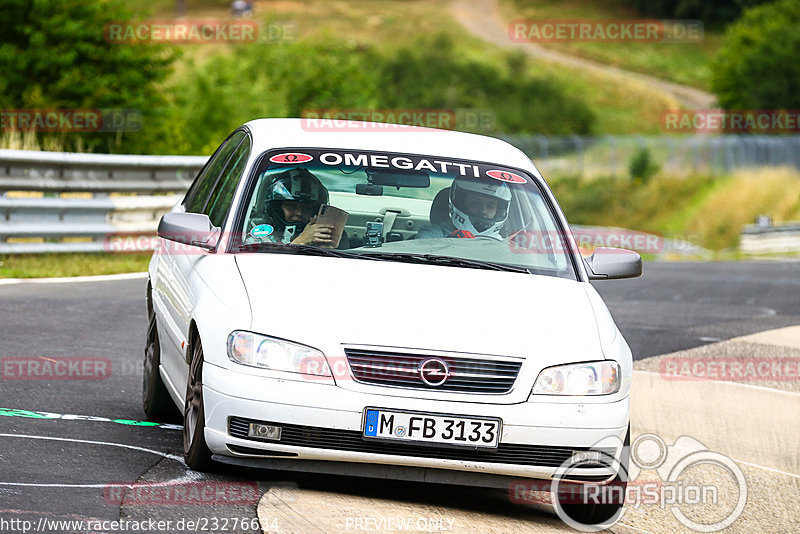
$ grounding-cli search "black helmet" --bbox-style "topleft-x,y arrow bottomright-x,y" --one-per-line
264,168 -> 329,229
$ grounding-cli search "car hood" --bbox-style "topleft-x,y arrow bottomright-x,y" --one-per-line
235,254 -> 603,367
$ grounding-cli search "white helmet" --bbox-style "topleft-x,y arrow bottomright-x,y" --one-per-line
449,176 -> 511,238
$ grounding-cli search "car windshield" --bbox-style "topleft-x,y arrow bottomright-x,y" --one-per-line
234,148 -> 578,280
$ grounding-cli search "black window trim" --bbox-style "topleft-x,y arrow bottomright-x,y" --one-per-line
207,131 -> 253,234
182,128 -> 247,213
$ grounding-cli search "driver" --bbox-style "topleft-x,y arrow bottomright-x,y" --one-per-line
416,175 -> 511,240
248,168 -> 334,246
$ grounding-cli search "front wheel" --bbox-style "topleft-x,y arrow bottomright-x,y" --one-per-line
183,337 -> 214,471
555,425 -> 630,529
143,289 -> 176,420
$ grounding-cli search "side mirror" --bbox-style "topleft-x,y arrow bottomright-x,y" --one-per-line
584,247 -> 642,280
157,212 -> 220,250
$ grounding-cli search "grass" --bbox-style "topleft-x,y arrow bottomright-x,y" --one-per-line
134,0 -> 677,135
500,0 -> 723,91
685,167 -> 800,249
0,130 -> 76,152
0,253 -> 152,278
551,166 -> 800,251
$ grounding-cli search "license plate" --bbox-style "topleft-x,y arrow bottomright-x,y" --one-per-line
362,408 -> 501,449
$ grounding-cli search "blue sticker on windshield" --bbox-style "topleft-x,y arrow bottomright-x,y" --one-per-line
250,224 -> 274,237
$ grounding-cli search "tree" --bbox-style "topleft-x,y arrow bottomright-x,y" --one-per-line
178,35 -> 595,154
0,0 -> 177,152
711,0 -> 800,109
621,0 -> 771,29
628,147 -> 659,184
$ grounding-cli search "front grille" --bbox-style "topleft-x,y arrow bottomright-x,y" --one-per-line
229,417 -> 614,468
343,348 -> 522,394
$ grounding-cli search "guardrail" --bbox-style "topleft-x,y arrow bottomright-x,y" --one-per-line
503,134 -> 800,178
740,222 -> 800,254
0,195 -> 182,254
0,149 -> 206,193
0,149 -> 203,254
2,148 -> 798,255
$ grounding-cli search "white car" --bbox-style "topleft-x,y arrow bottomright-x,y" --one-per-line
144,118 -> 641,527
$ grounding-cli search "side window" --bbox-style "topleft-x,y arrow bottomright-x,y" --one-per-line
206,136 -> 251,227
184,130 -> 246,213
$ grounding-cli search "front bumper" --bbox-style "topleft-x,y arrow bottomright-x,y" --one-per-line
202,362 -> 629,484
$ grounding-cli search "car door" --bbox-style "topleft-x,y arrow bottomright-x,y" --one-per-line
155,130 -> 248,393
164,132 -> 252,392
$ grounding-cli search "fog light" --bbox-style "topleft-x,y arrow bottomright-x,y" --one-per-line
571,450 -> 602,465
248,423 -> 281,441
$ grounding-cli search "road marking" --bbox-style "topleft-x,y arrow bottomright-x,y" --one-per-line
0,407 -> 182,430
0,433 -> 182,462
0,482 -> 116,488
633,370 -> 800,481
734,459 -> 800,480
0,272 -> 148,285
0,433 -> 184,488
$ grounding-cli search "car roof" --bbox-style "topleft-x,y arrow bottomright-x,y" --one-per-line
242,118 -> 542,178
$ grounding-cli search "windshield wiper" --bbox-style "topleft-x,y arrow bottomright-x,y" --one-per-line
237,242 -> 360,258
237,244 -> 530,273
357,252 -> 531,274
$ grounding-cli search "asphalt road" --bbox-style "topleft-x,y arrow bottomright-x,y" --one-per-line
0,260 -> 797,533
594,261 -> 800,358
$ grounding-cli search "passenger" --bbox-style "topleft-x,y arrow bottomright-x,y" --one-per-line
416,175 -> 511,240
248,168 -> 335,246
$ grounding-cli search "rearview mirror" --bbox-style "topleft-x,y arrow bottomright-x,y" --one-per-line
368,169 -> 430,188
356,183 -> 383,196
157,212 -> 220,250
584,247 -> 642,280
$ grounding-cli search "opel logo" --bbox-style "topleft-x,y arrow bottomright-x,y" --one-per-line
419,358 -> 449,386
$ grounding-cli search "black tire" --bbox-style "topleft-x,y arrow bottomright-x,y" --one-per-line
557,425 -> 630,527
183,337 -> 214,471
142,287 -> 176,420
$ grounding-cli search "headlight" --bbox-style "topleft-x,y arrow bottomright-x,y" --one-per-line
531,361 -> 620,395
227,331 -> 331,377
